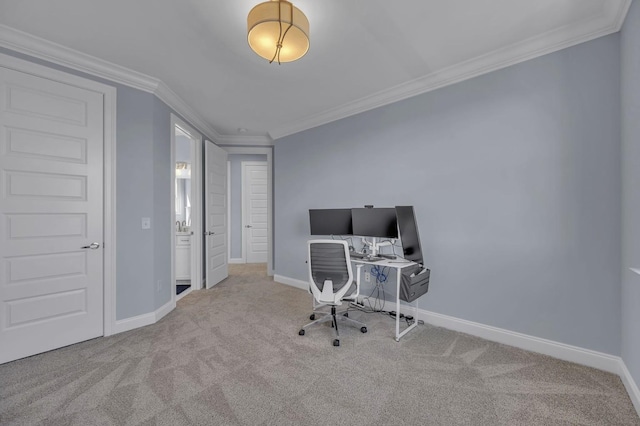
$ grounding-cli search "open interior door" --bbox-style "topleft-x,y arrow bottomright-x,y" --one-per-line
204,141 -> 228,288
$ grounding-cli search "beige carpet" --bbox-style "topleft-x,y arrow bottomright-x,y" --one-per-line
1,263 -> 638,425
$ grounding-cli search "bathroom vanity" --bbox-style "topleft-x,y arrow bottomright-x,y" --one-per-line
175,231 -> 191,280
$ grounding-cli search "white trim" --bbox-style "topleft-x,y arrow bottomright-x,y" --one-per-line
103,80 -> 117,337
112,312 -> 155,335
216,134 -> 273,146
0,52 -> 118,338
2,0 -> 631,145
276,273 -> 639,416
112,300 -> 175,335
227,161 -> 233,262
155,82 -> 221,143
170,119 -> 177,305
274,275 -> 309,291
190,127 -> 203,291
241,162 -> 248,262
620,361 -> 640,416
170,114 -> 203,305
0,25 -> 159,92
418,309 -> 621,374
630,268 -> 640,276
275,272 -> 622,373
154,299 -> 175,322
176,286 -> 193,302
223,147 -> 273,275
267,0 -> 632,139
229,258 -> 245,264
0,25 -> 220,143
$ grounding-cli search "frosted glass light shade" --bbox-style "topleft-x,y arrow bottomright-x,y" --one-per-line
247,0 -> 310,63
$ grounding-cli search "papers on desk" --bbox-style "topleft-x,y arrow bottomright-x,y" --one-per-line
410,268 -> 428,278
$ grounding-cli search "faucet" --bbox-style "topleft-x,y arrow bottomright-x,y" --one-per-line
176,220 -> 181,231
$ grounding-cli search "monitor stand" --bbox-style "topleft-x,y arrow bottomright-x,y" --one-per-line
362,237 -> 394,257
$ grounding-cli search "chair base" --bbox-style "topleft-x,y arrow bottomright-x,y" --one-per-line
299,306 -> 367,346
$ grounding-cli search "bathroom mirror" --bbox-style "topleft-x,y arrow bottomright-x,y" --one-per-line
175,162 -> 191,230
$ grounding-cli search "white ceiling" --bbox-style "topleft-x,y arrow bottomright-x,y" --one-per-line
0,0 -> 631,144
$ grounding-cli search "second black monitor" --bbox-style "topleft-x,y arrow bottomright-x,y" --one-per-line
351,207 -> 398,239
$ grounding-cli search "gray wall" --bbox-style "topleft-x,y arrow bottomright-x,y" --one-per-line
621,0 -> 640,392
228,154 -> 268,259
274,34 -> 622,355
113,89 -> 157,317
0,46 -> 214,320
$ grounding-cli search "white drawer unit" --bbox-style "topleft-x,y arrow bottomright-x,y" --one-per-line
175,234 -> 191,280
177,235 -> 191,246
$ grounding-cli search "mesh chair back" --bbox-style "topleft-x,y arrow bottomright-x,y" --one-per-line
309,242 -> 350,293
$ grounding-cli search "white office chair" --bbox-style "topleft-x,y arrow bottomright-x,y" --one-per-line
298,240 -> 367,346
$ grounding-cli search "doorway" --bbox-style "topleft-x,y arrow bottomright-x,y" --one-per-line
227,155 -> 269,266
171,115 -> 202,302
0,53 -> 116,364
242,161 -> 268,263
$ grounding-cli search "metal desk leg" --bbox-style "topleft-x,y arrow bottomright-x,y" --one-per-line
395,268 -> 418,342
395,270 -> 401,340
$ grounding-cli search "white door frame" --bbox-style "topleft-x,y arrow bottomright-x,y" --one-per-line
222,147 -> 273,275
0,52 -> 117,336
241,161 -> 268,263
170,114 -> 202,303
226,161 -> 237,263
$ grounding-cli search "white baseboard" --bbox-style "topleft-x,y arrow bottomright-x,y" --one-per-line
112,299 -> 176,335
112,311 -> 155,335
417,309 -> 620,374
229,258 -> 244,264
155,299 -> 175,322
620,361 -> 640,416
273,273 -> 640,416
274,274 -> 308,291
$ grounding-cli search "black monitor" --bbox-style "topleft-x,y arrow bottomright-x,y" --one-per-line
396,206 -> 423,265
309,209 -> 353,235
351,208 -> 398,238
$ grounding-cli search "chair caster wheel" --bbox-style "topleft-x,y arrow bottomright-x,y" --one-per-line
309,314 -> 315,320
343,312 -> 349,317
298,329 -> 305,336
333,339 -> 340,347
361,327 -> 367,333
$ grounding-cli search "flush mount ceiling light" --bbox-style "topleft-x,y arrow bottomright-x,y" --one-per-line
247,0 -> 310,64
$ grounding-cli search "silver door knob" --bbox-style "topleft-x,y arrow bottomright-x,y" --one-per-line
245,225 -> 253,228
81,242 -> 100,249
204,231 -> 215,235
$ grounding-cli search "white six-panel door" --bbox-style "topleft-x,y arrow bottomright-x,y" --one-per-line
205,141 -> 228,289
0,67 -> 104,364
242,162 -> 268,264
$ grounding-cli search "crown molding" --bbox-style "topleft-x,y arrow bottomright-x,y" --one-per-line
0,24 -> 223,142
0,24 -> 160,92
154,82 -> 221,141
269,0 -> 632,140
0,0 -> 631,144
215,134 -> 273,146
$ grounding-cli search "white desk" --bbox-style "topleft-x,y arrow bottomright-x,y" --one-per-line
351,257 -> 420,341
